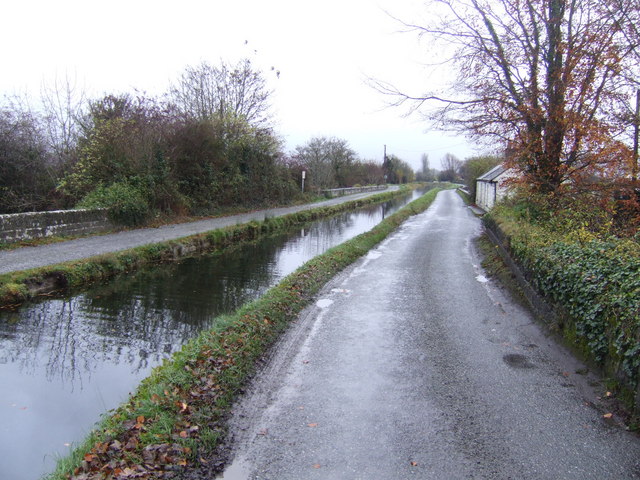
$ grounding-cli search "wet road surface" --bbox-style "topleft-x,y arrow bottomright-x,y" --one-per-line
0,189 -> 393,274
209,189 -> 640,479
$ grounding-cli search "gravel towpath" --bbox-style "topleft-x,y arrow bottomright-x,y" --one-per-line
0,190 -> 392,275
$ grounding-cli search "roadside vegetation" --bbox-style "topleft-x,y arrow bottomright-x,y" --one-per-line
485,196 -> 640,417
0,60 -> 422,225
45,187 -> 445,480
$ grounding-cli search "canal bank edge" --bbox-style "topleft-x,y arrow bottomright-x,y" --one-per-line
0,187 -> 423,309
46,187 -> 447,480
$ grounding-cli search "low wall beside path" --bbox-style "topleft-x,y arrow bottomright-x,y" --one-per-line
0,209 -> 114,244
321,185 -> 387,198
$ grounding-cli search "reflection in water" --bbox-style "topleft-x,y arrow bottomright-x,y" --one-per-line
0,189 -> 428,480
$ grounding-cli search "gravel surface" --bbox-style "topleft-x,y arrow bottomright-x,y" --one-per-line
197,189 -> 640,480
0,190 -> 391,274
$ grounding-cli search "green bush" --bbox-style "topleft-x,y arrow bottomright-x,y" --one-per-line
486,205 -> 640,392
530,240 -> 640,377
78,181 -> 150,226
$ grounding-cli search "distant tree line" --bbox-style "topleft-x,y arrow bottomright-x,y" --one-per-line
0,59 -> 427,224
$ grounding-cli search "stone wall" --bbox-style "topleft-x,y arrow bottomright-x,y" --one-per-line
0,209 -> 114,244
321,185 -> 387,198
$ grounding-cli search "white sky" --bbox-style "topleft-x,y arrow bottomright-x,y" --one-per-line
0,0 -> 483,170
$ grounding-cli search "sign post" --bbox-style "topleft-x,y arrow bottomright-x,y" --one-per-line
302,170 -> 306,193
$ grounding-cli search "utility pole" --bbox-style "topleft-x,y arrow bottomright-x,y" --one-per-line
383,145 -> 389,184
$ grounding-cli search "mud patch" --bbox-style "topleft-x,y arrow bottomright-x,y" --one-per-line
502,353 -> 535,369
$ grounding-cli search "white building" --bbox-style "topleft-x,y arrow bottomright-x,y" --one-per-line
476,165 -> 513,211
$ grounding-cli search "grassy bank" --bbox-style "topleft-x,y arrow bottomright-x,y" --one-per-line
0,188 -> 418,309
483,204 -> 640,419
47,187 -> 445,480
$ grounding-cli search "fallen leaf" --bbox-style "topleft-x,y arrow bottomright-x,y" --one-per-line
307,423 -> 318,428
95,442 -> 109,454
137,415 -> 145,424
179,430 -> 188,438
603,413 -> 613,419
125,436 -> 139,450
605,391 -> 613,397
410,461 -> 418,467
257,429 -> 268,435
312,464 -> 321,469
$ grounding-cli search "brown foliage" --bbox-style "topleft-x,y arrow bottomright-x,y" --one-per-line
378,0 -> 640,194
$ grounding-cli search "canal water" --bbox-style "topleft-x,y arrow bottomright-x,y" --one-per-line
0,189 -> 428,480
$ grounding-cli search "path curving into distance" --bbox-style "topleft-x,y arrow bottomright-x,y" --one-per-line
198,189 -> 640,480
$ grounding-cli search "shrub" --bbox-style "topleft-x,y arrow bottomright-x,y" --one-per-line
78,181 -> 150,226
486,203 -> 640,393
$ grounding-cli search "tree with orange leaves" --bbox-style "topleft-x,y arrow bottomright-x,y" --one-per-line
376,0 -> 640,194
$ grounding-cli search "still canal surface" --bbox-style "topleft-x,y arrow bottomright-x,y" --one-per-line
0,189 -> 429,480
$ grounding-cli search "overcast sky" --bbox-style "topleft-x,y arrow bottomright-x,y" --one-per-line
1,0 -> 482,170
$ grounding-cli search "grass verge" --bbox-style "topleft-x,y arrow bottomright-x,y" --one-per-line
46,187 -> 445,480
1,188 -> 418,309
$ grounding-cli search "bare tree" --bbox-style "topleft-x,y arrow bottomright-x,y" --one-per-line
294,137 -> 357,189
376,0 -> 640,193
0,99 -> 56,212
40,72 -> 86,168
440,152 -> 462,182
417,153 -> 435,181
169,59 -> 272,129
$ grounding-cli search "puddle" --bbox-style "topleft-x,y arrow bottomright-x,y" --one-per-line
316,299 -> 334,309
217,456 -> 251,479
503,353 -> 535,369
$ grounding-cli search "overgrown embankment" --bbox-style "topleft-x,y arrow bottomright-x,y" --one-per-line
0,188 -> 417,309
483,205 -> 640,417
47,187 -> 445,480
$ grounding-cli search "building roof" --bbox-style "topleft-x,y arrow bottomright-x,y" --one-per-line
477,164 -> 508,182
